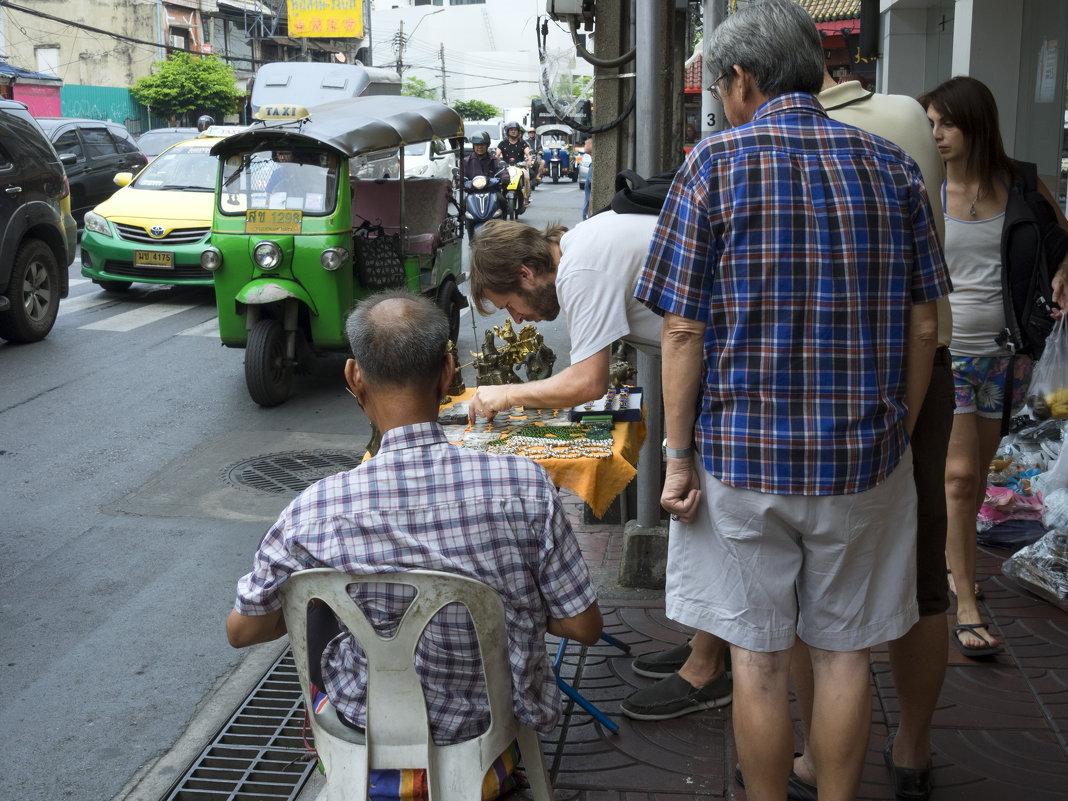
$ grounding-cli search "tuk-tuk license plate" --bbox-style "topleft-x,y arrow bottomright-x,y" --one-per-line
245,209 -> 302,234
134,250 -> 174,269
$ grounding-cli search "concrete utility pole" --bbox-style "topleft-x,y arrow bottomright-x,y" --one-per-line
396,20 -> 405,75
633,0 -> 666,532
440,43 -> 447,103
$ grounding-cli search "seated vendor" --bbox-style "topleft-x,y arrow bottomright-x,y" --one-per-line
226,290 -> 602,750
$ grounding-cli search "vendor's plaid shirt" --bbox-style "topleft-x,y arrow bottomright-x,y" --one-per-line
234,422 -> 596,743
636,92 -> 951,495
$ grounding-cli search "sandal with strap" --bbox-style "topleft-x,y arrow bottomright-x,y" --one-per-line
952,622 -> 1004,658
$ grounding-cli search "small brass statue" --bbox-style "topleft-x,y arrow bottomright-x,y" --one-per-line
472,320 -> 556,386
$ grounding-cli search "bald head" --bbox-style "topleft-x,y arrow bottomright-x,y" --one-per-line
345,290 -> 449,390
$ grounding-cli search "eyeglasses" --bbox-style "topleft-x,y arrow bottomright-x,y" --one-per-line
707,71 -> 732,102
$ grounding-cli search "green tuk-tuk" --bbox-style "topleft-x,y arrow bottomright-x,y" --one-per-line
201,96 -> 466,406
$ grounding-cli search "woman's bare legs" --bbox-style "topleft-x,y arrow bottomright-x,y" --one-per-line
943,411 -> 1002,650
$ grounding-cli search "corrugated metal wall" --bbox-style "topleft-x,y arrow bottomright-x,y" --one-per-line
59,85 -> 170,135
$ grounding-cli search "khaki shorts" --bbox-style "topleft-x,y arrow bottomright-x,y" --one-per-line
665,451 -> 919,653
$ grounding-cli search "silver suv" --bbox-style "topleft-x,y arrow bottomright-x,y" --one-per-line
0,100 -> 77,342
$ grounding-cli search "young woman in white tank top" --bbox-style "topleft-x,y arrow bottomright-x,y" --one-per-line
922,77 -> 1016,657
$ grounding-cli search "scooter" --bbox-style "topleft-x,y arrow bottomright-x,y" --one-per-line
463,175 -> 504,237
501,156 -> 529,220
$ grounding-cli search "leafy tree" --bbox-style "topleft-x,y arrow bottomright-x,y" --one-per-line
403,76 -> 437,99
131,53 -> 244,126
452,99 -> 500,121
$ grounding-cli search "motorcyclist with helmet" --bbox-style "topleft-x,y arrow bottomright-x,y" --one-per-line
197,114 -> 215,133
496,120 -> 532,213
525,126 -> 542,188
464,132 -> 507,181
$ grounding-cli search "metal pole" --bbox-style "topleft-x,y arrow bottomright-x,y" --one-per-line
702,0 -> 728,138
634,0 -> 665,529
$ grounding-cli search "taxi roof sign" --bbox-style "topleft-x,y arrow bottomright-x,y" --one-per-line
199,125 -> 248,138
254,104 -> 311,121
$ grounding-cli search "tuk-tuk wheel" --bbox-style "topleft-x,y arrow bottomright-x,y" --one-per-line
437,279 -> 463,343
245,319 -> 293,407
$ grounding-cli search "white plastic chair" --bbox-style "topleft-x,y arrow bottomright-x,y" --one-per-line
279,568 -> 554,801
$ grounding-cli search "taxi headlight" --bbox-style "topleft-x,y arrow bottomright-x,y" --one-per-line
320,247 -> 348,272
200,246 -> 223,272
83,211 -> 112,237
253,241 -> 282,270
472,175 -> 487,190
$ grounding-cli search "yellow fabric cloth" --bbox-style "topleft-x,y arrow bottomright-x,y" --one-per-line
441,388 -> 646,519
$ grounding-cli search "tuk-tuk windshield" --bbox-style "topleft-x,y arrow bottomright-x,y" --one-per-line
218,147 -> 339,216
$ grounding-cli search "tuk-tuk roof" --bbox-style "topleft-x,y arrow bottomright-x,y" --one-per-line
210,96 -> 464,159
535,123 -> 576,137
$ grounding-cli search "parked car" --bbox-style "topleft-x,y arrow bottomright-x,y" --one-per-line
34,117 -> 148,223
0,99 -> 76,342
136,127 -> 198,159
403,139 -> 457,181
79,137 -> 220,291
578,151 -> 592,189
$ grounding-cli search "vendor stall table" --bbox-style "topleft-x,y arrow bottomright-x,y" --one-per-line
438,387 -> 646,519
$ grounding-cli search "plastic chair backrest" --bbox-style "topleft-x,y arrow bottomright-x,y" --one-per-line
280,568 -> 553,801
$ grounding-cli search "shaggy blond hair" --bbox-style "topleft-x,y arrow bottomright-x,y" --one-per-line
468,220 -> 568,315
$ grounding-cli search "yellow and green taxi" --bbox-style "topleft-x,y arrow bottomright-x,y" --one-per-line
80,136 -> 224,291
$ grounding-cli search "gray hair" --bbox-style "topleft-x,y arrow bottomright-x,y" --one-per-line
345,290 -> 449,388
705,0 -> 824,97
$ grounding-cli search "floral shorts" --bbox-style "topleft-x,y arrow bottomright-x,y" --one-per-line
951,355 -> 1032,418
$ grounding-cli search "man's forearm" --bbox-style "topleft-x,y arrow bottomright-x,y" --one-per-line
502,349 -> 610,409
661,313 -> 706,448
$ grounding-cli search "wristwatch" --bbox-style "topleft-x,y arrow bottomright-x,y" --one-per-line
662,438 -> 692,459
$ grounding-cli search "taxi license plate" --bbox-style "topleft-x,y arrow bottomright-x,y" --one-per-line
245,209 -> 302,234
134,250 -> 174,268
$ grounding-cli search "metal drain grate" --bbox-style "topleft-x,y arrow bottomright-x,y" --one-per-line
225,451 -> 363,494
164,651 -> 316,801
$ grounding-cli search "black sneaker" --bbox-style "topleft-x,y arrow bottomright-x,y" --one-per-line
620,671 -> 732,720
630,641 -> 692,678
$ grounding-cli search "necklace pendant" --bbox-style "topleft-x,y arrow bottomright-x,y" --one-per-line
969,202 -> 977,217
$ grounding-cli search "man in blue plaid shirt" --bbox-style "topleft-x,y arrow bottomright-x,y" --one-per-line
226,290 -> 602,745
634,3 -> 950,799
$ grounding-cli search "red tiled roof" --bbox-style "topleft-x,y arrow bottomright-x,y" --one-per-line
793,0 -> 861,22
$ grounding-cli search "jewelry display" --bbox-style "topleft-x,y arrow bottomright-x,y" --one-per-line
488,435 -> 613,460
570,386 -> 643,422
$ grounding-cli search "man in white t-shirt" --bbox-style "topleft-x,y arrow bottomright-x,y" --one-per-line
468,212 -> 735,721
466,212 -> 661,416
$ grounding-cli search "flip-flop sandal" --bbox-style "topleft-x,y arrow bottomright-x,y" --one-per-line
947,568 -> 984,600
953,622 -> 1004,658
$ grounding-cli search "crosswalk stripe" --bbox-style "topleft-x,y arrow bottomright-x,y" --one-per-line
68,277 -> 91,287
79,303 -> 193,332
60,292 -> 121,315
178,318 -> 221,337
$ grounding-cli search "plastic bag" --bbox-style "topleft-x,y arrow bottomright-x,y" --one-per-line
1028,317 -> 1068,419
1002,529 -> 1068,611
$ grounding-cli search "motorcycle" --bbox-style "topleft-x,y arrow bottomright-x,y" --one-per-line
501,156 -> 529,220
463,174 -> 504,237
536,123 -> 578,184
